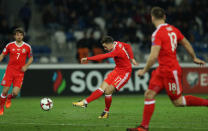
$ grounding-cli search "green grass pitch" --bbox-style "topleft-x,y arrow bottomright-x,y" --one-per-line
0,95 -> 207,131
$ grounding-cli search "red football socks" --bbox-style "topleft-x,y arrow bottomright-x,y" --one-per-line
85,88 -> 104,104
0,93 -> 7,106
141,99 -> 156,129
139,96 -> 208,129
184,95 -> 208,106
104,95 -> 112,112
7,94 -> 15,100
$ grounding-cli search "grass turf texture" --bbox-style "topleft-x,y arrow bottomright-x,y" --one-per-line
0,95 -> 207,131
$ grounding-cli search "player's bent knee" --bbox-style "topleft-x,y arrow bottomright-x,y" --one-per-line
2,90 -> 8,95
144,94 -> 154,99
100,82 -> 109,92
144,90 -> 156,99
172,97 -> 184,107
105,91 -> 112,95
173,102 -> 184,107
12,92 -> 18,97
105,88 -> 114,95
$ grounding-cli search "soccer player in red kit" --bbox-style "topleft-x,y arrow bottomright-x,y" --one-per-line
127,7 -> 206,131
73,36 -> 138,118
0,28 -> 33,115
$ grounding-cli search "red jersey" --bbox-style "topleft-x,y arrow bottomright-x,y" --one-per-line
3,41 -> 32,73
151,23 -> 184,76
87,41 -> 134,73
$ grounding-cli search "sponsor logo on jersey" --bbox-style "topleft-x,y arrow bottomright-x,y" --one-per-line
119,43 -> 122,47
22,48 -> 26,53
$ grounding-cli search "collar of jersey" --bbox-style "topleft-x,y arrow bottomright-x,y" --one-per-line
157,23 -> 168,29
15,41 -> 25,47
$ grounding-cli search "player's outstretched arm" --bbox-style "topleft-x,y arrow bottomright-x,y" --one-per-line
87,50 -> 118,62
137,46 -> 161,76
21,56 -> 33,72
180,38 -> 205,65
0,53 -> 5,62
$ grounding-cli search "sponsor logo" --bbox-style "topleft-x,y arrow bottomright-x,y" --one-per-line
70,70 -> 149,93
119,43 -> 122,47
22,48 -> 26,53
201,73 -> 208,86
186,72 -> 199,87
52,70 -> 66,94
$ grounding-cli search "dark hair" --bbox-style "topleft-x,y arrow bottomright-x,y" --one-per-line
151,7 -> 165,19
14,27 -> 25,36
101,36 -> 114,44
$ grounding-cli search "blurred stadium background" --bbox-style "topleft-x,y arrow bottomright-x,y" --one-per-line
0,0 -> 208,131
0,0 -> 207,63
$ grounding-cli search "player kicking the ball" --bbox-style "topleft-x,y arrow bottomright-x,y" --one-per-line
0,28 -> 33,115
127,7 -> 206,131
73,36 -> 138,118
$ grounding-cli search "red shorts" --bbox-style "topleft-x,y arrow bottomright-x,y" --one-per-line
1,69 -> 24,88
149,69 -> 182,100
104,70 -> 131,91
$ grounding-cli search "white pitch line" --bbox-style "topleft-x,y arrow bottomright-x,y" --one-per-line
0,122 -> 208,130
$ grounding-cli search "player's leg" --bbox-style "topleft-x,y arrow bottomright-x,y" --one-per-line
127,89 -> 157,131
172,95 -> 208,107
139,70 -> 164,130
85,81 -> 109,104
163,72 -> 183,106
6,73 -> 23,109
104,86 -> 114,112
0,86 -> 10,115
6,86 -> 21,109
164,70 -> 208,107
101,71 -> 131,116
182,95 -> 208,106
0,71 -> 13,115
140,89 -> 157,128
72,81 -> 109,107
72,70 -> 116,107
98,85 -> 115,118
127,70 -> 163,131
